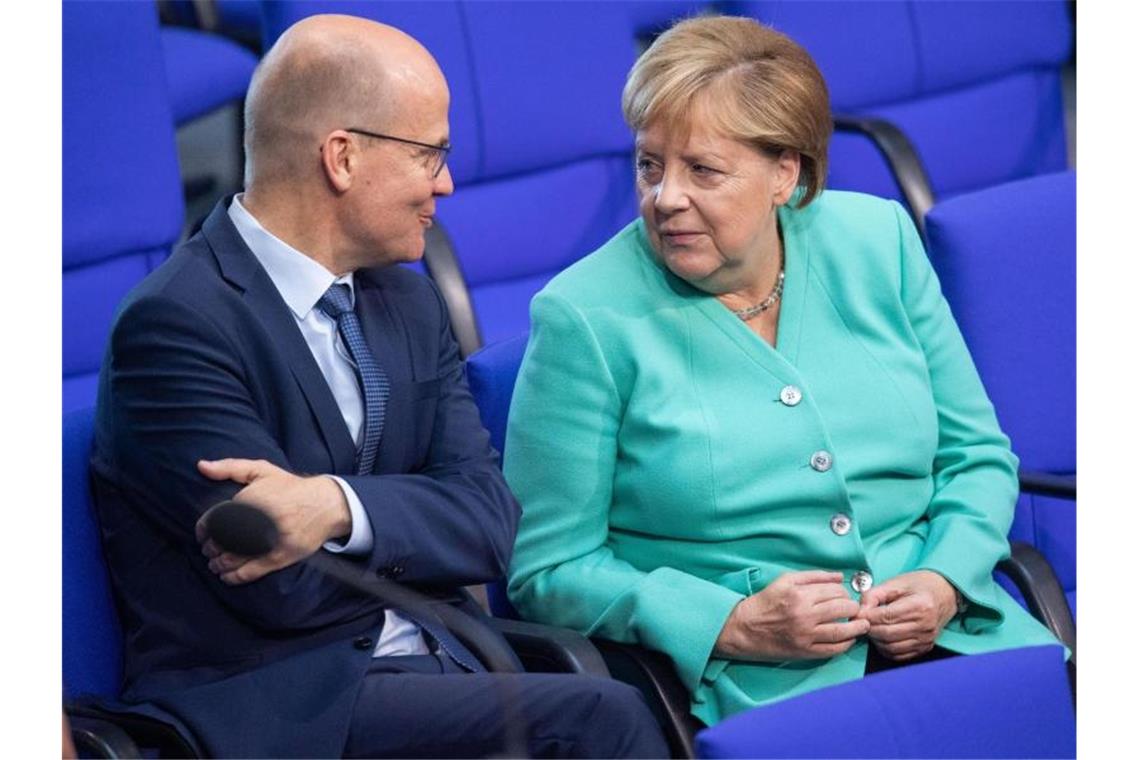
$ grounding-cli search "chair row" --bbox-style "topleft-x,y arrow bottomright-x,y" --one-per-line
63,0 -> 1073,412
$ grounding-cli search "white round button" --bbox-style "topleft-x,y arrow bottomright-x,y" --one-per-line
810,450 -> 833,472
830,514 -> 852,536
851,571 -> 874,593
779,385 -> 803,406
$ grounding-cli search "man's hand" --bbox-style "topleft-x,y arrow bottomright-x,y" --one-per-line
194,458 -> 351,585
855,570 -> 959,662
714,571 -> 871,662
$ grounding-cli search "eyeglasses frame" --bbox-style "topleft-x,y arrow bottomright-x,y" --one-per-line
345,127 -> 452,178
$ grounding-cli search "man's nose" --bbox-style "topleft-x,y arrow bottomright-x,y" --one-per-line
434,163 -> 455,196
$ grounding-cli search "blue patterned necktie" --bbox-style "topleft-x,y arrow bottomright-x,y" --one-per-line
317,284 -> 389,476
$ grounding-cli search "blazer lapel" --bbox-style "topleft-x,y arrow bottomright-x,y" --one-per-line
772,202 -> 810,366
201,202 -> 358,474
630,219 -> 803,384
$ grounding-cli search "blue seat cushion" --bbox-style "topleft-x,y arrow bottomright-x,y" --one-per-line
696,645 -> 1073,759
63,407 -> 124,699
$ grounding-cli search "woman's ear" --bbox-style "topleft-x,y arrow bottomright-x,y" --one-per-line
772,150 -> 802,206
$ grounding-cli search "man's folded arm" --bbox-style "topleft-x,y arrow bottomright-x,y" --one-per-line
103,294 -> 389,631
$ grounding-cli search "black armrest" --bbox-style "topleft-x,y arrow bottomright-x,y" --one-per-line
997,541 -> 1076,663
67,713 -> 141,759
832,114 -> 935,233
486,617 -> 611,677
591,639 -> 699,760
423,219 -> 483,358
67,702 -> 197,758
1019,469 -> 1076,499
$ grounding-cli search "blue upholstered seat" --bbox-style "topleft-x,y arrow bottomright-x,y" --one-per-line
62,407 -> 122,700
63,0 -> 186,412
925,170 -> 1076,619
695,645 -> 1073,759
161,25 -> 259,125
725,1 -> 1072,205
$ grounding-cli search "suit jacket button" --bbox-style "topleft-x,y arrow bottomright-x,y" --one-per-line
353,636 -> 374,651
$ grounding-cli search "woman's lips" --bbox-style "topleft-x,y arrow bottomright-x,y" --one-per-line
661,230 -> 703,245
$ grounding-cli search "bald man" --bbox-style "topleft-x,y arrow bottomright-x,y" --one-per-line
91,15 -> 666,758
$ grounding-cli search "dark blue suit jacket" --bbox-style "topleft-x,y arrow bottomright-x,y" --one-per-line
91,201 -> 521,757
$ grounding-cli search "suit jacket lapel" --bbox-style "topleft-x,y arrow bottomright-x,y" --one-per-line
201,202 -> 358,474
352,274 -> 405,383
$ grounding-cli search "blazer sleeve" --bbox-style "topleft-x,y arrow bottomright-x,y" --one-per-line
892,201 -> 1020,631
341,280 -> 520,587
105,294 -> 382,632
505,292 -> 744,693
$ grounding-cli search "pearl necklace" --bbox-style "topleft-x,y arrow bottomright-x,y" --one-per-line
730,269 -> 785,321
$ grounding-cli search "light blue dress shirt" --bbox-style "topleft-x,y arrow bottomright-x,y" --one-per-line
228,195 -> 428,657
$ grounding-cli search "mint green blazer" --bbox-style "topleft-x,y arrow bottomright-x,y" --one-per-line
504,191 -> 1059,725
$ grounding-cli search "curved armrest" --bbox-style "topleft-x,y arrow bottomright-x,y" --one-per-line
832,114 -> 935,233
591,639 -> 698,760
304,553 -> 526,673
423,219 -> 483,358
67,713 -> 141,759
66,702 -> 197,758
486,617 -> 611,677
1018,469 -> 1076,499
997,541 -> 1076,662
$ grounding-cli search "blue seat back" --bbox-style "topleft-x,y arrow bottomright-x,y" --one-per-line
925,170 -> 1075,612
62,407 -> 124,700
63,0 -> 185,412
725,1 -> 1072,202
466,334 -> 530,457
696,645 -> 1073,758
161,26 -> 259,125
263,1 -> 706,345
465,334 -> 530,618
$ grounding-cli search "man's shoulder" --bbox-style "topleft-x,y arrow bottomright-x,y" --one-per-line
116,234 -> 224,318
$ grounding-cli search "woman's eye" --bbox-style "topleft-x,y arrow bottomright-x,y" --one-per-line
636,159 -> 662,178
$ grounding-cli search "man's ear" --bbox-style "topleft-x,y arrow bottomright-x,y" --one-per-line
320,131 -> 356,193
772,150 -> 802,206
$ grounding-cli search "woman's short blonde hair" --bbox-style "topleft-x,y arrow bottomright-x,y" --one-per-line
622,15 -> 831,207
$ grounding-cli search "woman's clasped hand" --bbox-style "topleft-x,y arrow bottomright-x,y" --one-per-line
715,570 -> 959,663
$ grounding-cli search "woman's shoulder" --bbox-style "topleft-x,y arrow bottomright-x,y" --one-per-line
785,190 -> 915,278
790,189 -> 907,236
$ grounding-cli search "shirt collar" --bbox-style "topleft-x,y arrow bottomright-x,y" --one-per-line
228,194 -> 354,319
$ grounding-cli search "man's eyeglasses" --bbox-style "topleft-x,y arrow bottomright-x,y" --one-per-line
346,128 -> 452,178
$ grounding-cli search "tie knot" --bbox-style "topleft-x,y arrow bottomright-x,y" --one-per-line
318,283 -> 354,320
